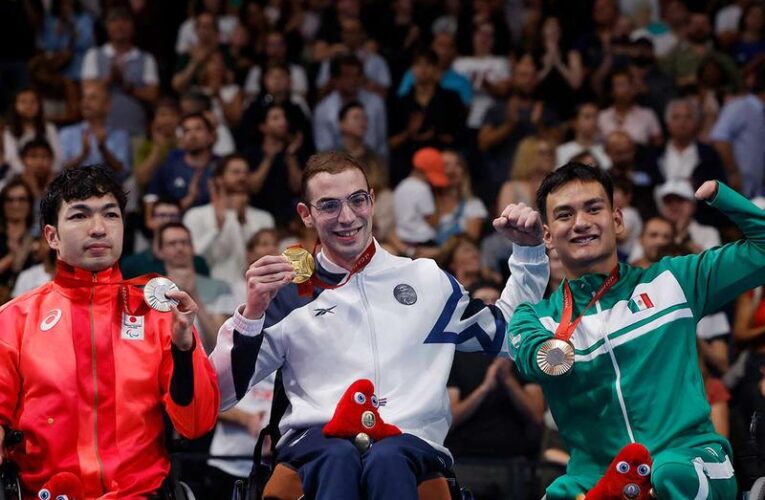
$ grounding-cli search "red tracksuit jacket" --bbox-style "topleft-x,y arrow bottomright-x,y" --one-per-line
0,263 -> 220,498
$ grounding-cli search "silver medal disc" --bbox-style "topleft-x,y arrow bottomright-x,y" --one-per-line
143,277 -> 180,312
536,338 -> 575,376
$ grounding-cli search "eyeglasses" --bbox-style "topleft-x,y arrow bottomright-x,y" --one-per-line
309,191 -> 372,218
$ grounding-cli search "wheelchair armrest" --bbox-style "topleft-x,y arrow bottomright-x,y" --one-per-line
1,428 -> 22,448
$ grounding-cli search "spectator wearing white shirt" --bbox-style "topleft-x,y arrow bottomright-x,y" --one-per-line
81,6 -> 159,136
243,31 -> 308,101
3,88 -> 63,175
313,55 -> 387,157
452,21 -> 511,129
184,154 -> 274,291
556,102 -> 610,169
315,18 -> 391,98
651,98 -> 727,227
175,0 -> 238,55
598,69 -> 662,146
156,221 -> 235,353
393,147 -> 449,251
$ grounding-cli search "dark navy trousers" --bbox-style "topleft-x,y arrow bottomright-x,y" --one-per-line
276,426 -> 453,500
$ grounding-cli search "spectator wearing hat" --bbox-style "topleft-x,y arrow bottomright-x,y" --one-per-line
392,147 -> 449,257
81,6 -> 159,136
655,179 -> 721,254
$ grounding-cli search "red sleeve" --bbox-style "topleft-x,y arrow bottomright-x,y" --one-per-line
705,378 -> 731,405
0,302 -> 23,427
160,327 -> 220,439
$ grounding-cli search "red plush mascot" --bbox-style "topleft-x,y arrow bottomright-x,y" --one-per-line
586,443 -> 653,500
323,379 -> 401,444
37,472 -> 84,500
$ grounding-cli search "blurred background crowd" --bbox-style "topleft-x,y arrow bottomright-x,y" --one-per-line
0,0 -> 764,497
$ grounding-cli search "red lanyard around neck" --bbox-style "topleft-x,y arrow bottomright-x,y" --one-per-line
54,272 -> 161,316
554,266 -> 619,341
296,240 -> 376,297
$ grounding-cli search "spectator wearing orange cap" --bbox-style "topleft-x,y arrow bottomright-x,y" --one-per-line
392,147 -> 449,258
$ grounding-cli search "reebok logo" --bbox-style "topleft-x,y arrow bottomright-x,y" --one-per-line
314,306 -> 337,316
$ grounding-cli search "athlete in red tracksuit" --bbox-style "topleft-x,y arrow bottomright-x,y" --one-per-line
0,166 -> 220,498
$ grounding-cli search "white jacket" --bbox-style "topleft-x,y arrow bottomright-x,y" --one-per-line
210,240 -> 548,455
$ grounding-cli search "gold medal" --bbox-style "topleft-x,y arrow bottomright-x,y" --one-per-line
536,338 -> 575,376
143,277 -> 180,312
282,247 -> 315,284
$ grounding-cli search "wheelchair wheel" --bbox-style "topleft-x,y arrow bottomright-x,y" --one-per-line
175,481 -> 195,500
0,465 -> 22,500
750,477 -> 765,500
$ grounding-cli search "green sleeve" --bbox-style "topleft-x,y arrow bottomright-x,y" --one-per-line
507,302 -> 555,383
666,182 -> 765,318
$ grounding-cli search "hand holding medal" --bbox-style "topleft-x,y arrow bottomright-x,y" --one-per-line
242,254 -> 297,320
143,277 -> 197,351
282,246 -> 315,284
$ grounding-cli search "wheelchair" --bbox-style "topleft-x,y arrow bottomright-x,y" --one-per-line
0,428 -> 22,500
0,426 -> 194,500
231,373 -> 473,500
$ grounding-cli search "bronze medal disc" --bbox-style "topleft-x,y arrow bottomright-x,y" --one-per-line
536,338 -> 575,376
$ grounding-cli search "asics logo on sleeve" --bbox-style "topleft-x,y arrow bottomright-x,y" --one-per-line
314,305 -> 337,316
40,309 -> 62,332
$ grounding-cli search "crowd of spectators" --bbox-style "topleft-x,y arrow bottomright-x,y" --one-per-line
1,0 -> 764,497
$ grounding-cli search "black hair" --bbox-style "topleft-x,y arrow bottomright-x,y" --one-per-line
468,279 -> 502,296
0,176 -> 35,231
20,137 -> 53,157
338,100 -> 364,122
536,162 -> 614,222
180,111 -> 215,132
330,55 -> 363,79
412,48 -> 439,66
180,91 -> 213,112
151,197 -> 181,215
156,221 -> 191,248
611,174 -> 634,197
8,87 -> 45,139
40,165 -> 128,232
213,153 -> 249,177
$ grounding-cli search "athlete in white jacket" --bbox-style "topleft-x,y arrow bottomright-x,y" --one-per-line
211,151 -> 549,499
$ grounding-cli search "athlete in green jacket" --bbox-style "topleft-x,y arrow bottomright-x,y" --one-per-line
508,163 -> 764,499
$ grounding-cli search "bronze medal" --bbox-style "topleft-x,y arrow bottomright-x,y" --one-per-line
536,338 -> 575,376
282,247 -> 315,284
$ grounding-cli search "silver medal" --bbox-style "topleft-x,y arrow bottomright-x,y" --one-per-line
143,277 -> 180,312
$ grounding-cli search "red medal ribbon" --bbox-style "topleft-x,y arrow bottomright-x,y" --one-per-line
554,266 -> 619,342
296,240 -> 377,297
54,272 -> 162,316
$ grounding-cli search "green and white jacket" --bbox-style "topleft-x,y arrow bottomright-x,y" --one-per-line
508,183 -> 765,477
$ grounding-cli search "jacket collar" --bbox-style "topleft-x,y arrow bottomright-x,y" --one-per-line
54,261 -> 123,286
316,238 -> 387,277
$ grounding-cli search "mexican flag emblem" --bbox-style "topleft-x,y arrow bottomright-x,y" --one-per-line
628,293 -> 655,313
